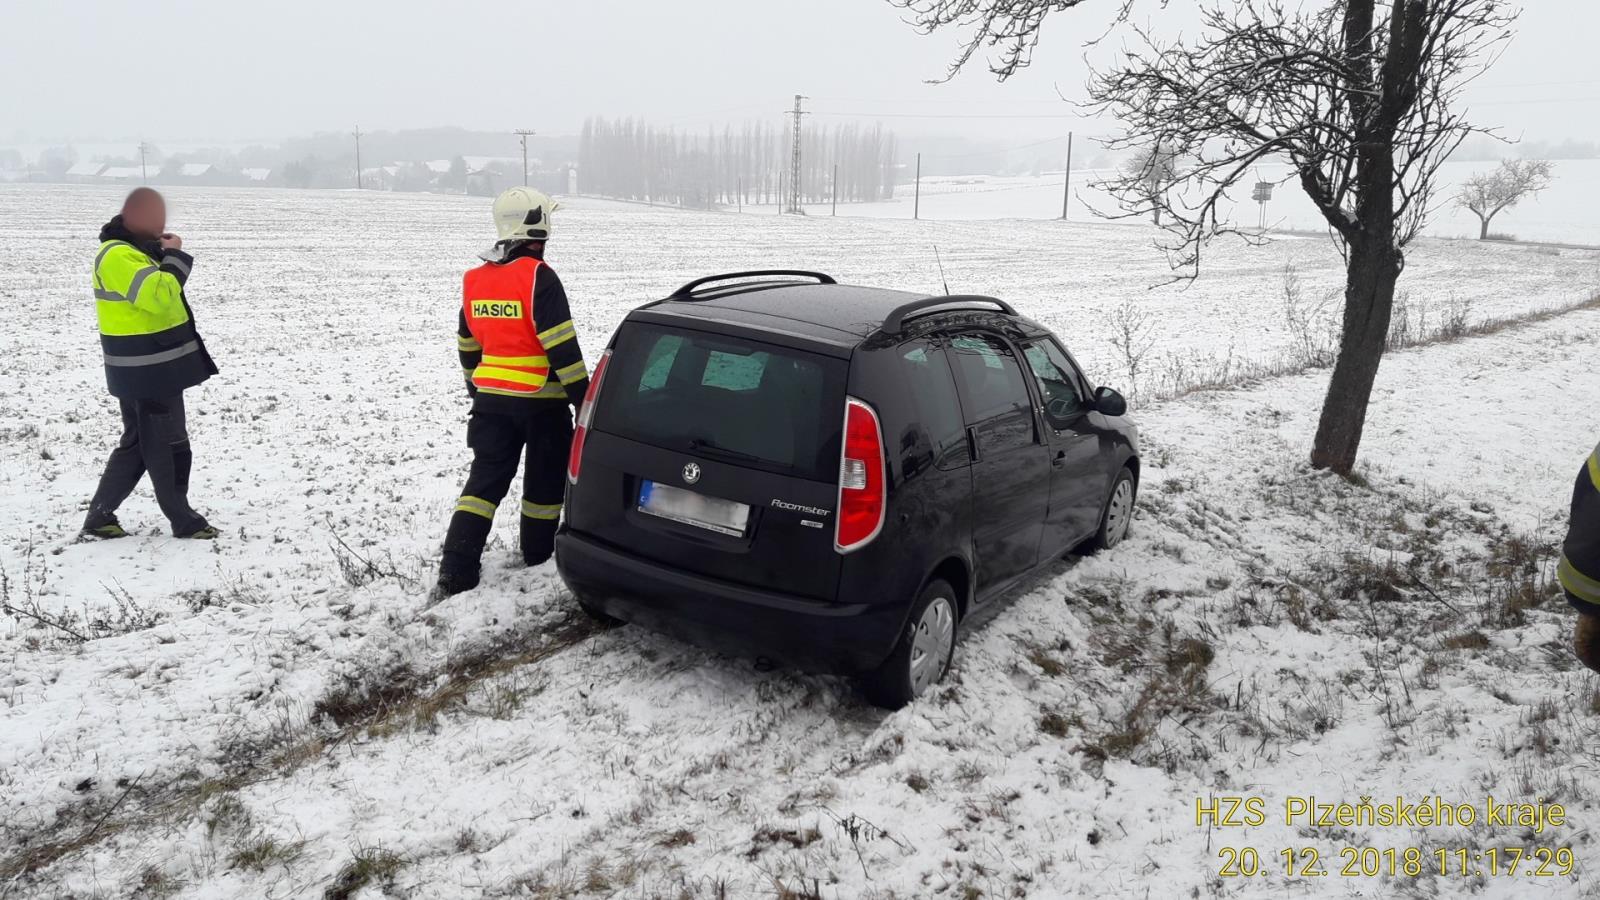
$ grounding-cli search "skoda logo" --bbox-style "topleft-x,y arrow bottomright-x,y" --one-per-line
682,462 -> 701,485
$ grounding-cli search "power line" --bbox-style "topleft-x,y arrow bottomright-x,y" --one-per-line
513,129 -> 535,185
787,94 -> 808,214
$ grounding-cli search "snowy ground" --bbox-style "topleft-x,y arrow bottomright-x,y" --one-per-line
815,159 -> 1600,247
2,185 -> 1598,898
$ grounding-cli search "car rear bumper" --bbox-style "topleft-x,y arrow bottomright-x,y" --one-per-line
555,529 -> 904,674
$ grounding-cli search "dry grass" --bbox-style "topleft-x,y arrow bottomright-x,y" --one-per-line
323,846 -> 406,900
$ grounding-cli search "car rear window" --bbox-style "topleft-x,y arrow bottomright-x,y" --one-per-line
596,323 -> 847,481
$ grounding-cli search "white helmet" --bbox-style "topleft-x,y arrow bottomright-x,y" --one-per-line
492,186 -> 558,243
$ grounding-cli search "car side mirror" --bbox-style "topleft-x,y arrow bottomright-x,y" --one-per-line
1093,386 -> 1128,417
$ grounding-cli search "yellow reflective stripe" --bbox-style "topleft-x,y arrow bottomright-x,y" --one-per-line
555,360 -> 588,384
1559,555 -> 1600,605
125,266 -> 161,303
1587,446 -> 1600,491
480,354 -> 549,368
458,336 -> 482,351
537,321 -> 576,347
475,366 -> 545,387
455,496 -> 497,519
521,500 -> 562,520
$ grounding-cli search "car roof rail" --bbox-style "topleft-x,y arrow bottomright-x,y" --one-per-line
881,295 -> 1017,333
669,270 -> 837,300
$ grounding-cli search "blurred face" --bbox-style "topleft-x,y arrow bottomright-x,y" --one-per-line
122,193 -> 167,238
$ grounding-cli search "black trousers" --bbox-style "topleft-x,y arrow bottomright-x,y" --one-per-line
85,394 -> 206,535
442,406 -> 573,572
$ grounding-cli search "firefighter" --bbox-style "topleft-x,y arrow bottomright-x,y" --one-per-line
82,188 -> 219,540
1561,440 -> 1600,673
436,187 -> 589,597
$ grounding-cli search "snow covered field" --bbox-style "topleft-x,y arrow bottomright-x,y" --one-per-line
824,159 -> 1600,247
2,184 -> 1599,898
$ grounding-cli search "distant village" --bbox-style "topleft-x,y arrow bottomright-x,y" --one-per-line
1,147 -> 576,196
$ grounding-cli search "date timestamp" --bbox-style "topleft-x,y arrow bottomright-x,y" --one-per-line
1218,846 -> 1576,878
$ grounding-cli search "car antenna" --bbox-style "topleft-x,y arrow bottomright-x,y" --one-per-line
933,244 -> 950,296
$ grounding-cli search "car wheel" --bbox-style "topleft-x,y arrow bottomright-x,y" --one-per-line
860,579 -> 958,710
1089,467 -> 1136,552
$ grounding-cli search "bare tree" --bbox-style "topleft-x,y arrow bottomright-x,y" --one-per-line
1455,158 -> 1553,240
894,0 -> 1516,477
1125,143 -> 1179,226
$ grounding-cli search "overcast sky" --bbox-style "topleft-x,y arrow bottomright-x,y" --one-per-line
4,0 -> 1597,146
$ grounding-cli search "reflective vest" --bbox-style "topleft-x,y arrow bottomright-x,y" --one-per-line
462,257 -> 552,398
1561,442 -> 1600,610
93,240 -> 212,399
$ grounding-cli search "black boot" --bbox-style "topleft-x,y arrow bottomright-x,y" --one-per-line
433,554 -> 481,600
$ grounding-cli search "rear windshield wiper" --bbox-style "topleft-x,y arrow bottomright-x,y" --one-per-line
688,438 -> 782,468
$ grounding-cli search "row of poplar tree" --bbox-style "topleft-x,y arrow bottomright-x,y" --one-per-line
578,117 -> 899,209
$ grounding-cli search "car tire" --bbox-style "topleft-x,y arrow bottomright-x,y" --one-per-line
859,579 -> 959,710
1088,466 -> 1136,552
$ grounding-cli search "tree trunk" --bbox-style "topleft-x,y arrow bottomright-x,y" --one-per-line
1309,239 -> 1402,475
1479,216 -> 1489,240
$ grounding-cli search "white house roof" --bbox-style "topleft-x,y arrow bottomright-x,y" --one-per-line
180,163 -> 211,177
241,167 -> 271,181
423,159 -> 454,174
99,166 -> 142,179
66,162 -> 105,177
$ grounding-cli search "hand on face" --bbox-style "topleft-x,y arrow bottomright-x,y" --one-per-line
159,233 -> 183,251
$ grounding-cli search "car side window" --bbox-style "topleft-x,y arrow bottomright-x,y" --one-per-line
898,338 -> 969,470
1022,340 -> 1088,428
948,333 -> 1038,452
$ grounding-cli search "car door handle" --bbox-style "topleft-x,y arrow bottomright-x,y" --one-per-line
1052,449 -> 1067,468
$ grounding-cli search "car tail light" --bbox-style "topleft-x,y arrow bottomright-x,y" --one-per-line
567,349 -> 612,484
835,396 -> 886,553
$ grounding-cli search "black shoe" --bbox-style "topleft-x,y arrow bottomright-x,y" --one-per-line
433,568 -> 480,600
82,518 -> 129,540
178,524 -> 219,540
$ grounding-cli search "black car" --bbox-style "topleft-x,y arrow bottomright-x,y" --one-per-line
556,271 -> 1139,708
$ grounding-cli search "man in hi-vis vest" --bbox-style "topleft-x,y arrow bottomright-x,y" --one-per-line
83,188 -> 219,540
436,187 -> 589,597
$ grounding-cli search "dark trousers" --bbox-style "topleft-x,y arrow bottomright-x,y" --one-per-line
85,395 -> 206,535
442,406 -> 573,572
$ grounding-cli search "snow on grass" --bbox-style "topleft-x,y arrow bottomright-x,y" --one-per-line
1,185 -> 1597,897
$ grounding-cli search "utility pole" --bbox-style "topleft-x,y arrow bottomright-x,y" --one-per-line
1060,131 -> 1074,220
913,152 -> 921,220
832,163 -> 838,216
513,129 -> 536,186
353,126 -> 363,190
786,94 -> 807,214
777,171 -> 784,215
138,142 -> 149,184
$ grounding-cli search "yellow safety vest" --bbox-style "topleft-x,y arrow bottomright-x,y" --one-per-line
93,240 -> 213,398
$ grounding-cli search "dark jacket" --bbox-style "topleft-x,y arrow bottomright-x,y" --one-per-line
1562,442 -> 1600,614
95,216 -> 218,399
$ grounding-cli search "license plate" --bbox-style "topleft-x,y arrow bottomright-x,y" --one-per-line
638,480 -> 750,537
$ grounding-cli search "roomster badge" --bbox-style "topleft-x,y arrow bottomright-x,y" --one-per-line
682,462 -> 701,485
